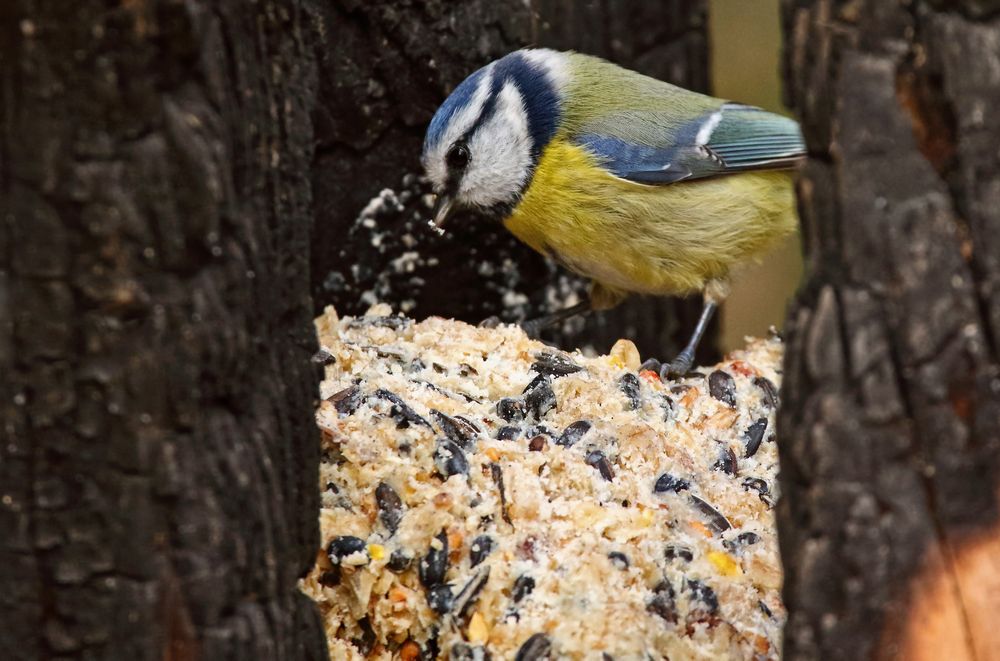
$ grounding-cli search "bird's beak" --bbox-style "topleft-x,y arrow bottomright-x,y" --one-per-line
432,195 -> 454,229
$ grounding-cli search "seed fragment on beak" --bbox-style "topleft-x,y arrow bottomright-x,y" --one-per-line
430,195 -> 454,231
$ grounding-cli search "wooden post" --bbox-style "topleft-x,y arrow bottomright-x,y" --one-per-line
0,2 -> 327,658
779,1 -> 1000,658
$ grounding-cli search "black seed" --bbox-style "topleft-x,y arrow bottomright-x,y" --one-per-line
664,545 -> 693,562
419,531 -> 449,588
689,495 -> 733,533
375,482 -> 403,535
602,654 -> 615,661
743,418 -> 768,458
375,347 -> 405,361
528,435 -> 547,451
351,616 -> 376,655
639,357 -> 662,373
453,566 -> 490,618
670,384 -> 692,396
531,351 -> 582,377
434,439 -> 469,478
660,395 -> 675,421
708,371 -> 737,408
372,388 -> 432,429
742,477 -> 772,505
344,315 -> 410,330
713,446 -> 738,475
618,373 -> 641,410
512,575 -> 535,603
469,535 -> 494,567
328,385 -> 363,415
522,373 -> 548,394
646,580 -> 678,623
311,348 -> 336,365
328,536 -> 367,563
431,409 -> 477,448
737,531 -> 761,545
451,643 -> 492,661
432,363 -> 448,374
455,415 -> 481,433
525,424 -> 552,438
325,481 -> 339,494
556,420 -> 592,447
753,376 -> 779,409
653,473 -> 690,494
515,633 -> 552,661
423,628 -> 440,660
759,600 -> 774,618
686,578 -> 720,616
426,584 -> 454,614
586,450 -> 615,481
318,567 -> 341,587
496,425 -> 520,441
387,549 -> 412,572
524,378 -> 556,418
491,463 -> 512,525
608,551 -> 629,569
497,397 -> 527,422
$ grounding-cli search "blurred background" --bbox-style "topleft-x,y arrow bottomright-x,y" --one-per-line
709,0 -> 803,351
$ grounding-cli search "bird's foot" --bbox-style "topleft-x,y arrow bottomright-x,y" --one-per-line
659,349 -> 695,380
477,315 -> 546,339
518,317 -> 548,339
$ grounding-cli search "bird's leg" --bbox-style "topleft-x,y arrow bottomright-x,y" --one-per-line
660,300 -> 717,377
660,279 -> 728,378
519,299 -> 592,338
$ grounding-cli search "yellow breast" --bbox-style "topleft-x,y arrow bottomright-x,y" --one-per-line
503,137 -> 797,300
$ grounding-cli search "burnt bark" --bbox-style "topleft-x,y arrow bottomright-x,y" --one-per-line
310,0 -> 716,360
0,2 -> 326,660
779,1 -> 1000,659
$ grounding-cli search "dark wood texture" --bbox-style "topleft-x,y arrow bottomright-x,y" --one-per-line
779,1 -> 1000,659
0,2 -> 326,659
310,0 -> 716,360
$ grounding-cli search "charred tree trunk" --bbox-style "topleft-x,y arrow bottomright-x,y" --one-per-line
779,1 -> 1000,659
310,0 -> 715,360
0,2 -> 326,659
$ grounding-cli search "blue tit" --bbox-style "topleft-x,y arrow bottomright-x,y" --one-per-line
421,49 -> 804,375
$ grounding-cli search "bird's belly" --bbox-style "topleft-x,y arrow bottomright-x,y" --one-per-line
504,139 -> 797,296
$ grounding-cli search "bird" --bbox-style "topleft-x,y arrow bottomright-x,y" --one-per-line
421,49 -> 805,377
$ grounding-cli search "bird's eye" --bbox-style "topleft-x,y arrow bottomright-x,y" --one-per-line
446,143 -> 470,169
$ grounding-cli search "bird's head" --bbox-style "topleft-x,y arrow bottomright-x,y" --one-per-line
422,49 -> 566,227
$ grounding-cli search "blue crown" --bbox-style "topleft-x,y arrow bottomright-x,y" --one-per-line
424,51 -> 562,160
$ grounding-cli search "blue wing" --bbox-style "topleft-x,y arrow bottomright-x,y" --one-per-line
576,104 -> 805,185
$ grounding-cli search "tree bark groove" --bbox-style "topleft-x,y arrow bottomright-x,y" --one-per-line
779,1 -> 1000,659
0,2 -> 326,659
309,0 -> 716,360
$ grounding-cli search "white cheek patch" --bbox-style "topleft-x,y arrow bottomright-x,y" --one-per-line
424,66 -> 494,191
460,81 -> 532,208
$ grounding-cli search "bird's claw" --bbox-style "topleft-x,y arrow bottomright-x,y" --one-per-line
518,318 -> 547,339
659,349 -> 695,380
